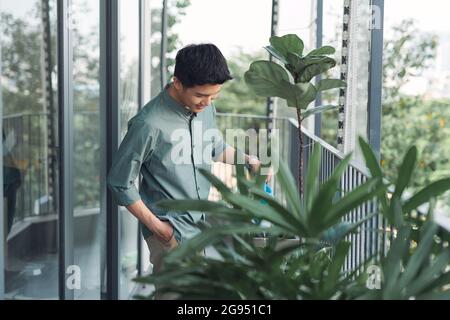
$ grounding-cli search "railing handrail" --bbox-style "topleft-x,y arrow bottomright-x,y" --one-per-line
216,112 -> 370,178
5,111 -> 370,177
2,111 -> 50,120
3,110 -> 98,120
216,112 -> 292,121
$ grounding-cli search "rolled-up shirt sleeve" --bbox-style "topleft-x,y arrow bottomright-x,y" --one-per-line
107,119 -> 156,207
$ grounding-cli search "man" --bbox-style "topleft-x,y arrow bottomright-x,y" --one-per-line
107,44 -> 266,288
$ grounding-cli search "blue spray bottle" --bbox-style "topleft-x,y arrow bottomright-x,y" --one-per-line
253,183 -> 274,233
260,183 -> 273,204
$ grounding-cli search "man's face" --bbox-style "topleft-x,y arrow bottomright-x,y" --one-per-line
174,80 -> 222,113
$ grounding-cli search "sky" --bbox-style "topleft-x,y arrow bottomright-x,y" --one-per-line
173,0 -> 316,57
2,0 -> 449,75
172,0 -> 450,99
3,0 -> 450,54
172,0 -> 273,57
384,0 -> 450,33
174,0 -> 450,57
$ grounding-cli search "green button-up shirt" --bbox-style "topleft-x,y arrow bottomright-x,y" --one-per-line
107,85 -> 228,243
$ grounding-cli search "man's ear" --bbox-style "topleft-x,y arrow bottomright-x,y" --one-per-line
173,77 -> 183,91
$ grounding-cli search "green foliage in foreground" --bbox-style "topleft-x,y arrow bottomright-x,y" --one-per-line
135,139 -> 450,300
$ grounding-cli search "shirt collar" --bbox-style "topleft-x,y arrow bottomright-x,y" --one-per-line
163,83 -> 196,119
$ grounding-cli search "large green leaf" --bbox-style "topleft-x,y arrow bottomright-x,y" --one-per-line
405,250 -> 450,297
236,163 -> 248,196
299,59 -> 337,83
156,199 -> 228,211
359,137 -> 390,218
198,167 -> 233,197
247,185 -> 306,234
244,61 -> 294,100
421,272 -> 450,294
302,105 -> 338,120
310,247 -> 332,281
264,45 -> 288,64
308,155 -> 352,232
403,177 -> 450,213
320,214 -> 376,246
383,227 -> 410,299
165,224 -> 284,262
269,34 -> 304,58
276,158 -> 304,220
390,196 -> 405,228
286,52 -> 305,72
316,79 -> 347,92
286,82 -> 317,109
416,290 -> 450,300
302,55 -> 335,67
324,241 -> 351,293
398,222 -> 439,290
155,199 -> 250,221
359,137 -> 383,179
223,193 -> 299,233
307,46 -> 336,57
393,146 -> 417,199
285,52 -> 309,81
296,82 -> 318,108
322,179 -> 380,231
305,145 -> 321,213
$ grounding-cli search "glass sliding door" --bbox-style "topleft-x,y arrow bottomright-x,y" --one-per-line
71,0 -> 102,300
118,0 -> 140,299
1,0 -> 59,299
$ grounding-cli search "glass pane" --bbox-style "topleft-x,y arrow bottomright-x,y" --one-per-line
383,0 -> 450,192
1,0 -> 59,299
278,0 -> 313,50
118,0 -> 140,299
322,0 -> 344,147
72,0 -> 102,300
275,0 -> 314,121
150,0 -> 162,98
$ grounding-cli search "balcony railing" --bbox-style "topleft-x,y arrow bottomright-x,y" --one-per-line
3,111 -> 100,225
298,120 -> 387,272
215,112 -> 386,272
3,112 -> 54,222
4,111 -> 386,271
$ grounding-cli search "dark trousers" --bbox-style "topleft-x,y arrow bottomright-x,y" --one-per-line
3,166 -> 21,234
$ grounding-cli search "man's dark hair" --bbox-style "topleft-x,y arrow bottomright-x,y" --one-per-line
174,44 -> 233,88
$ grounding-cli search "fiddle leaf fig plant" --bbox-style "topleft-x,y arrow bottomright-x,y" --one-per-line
244,34 -> 346,195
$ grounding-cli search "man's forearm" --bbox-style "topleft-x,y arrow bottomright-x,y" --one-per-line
126,200 -> 174,242
216,146 -> 272,182
216,145 -> 252,165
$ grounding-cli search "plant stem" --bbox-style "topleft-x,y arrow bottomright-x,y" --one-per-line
297,108 -> 303,196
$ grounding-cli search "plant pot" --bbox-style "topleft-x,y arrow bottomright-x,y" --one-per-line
253,237 -> 300,250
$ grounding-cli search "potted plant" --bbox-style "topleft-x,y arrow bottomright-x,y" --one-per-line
134,139 -> 450,300
244,34 -> 346,194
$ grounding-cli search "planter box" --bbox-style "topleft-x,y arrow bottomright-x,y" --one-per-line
253,237 -> 301,250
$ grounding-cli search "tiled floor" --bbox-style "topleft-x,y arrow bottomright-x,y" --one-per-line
4,244 -> 103,300
5,254 -> 58,299
4,242 -> 222,300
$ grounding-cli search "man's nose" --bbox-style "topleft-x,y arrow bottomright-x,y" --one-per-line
203,97 -> 212,106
